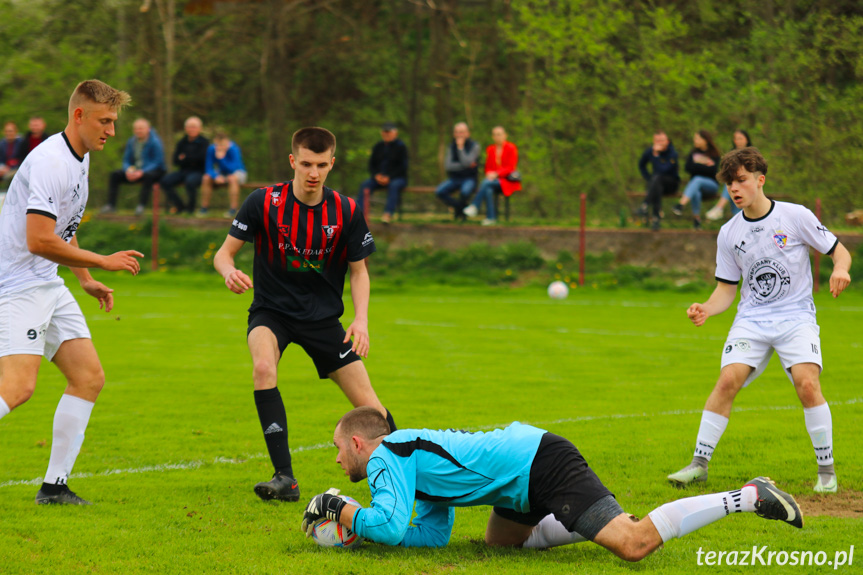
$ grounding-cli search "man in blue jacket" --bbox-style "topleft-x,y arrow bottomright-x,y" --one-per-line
198,132 -> 247,218
303,407 -> 803,561
102,118 -> 166,216
637,131 -> 680,231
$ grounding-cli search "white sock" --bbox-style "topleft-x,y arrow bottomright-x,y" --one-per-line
522,514 -> 587,548
648,486 -> 756,543
804,403 -> 834,467
0,396 -> 10,420
694,411 -> 728,461
43,395 -> 95,485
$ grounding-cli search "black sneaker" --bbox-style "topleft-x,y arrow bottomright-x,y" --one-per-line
746,476 -> 803,529
693,218 -> 703,230
35,485 -> 92,505
671,204 -> 684,217
254,472 -> 300,502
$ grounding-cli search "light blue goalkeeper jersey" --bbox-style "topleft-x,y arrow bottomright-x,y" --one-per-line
351,422 -> 546,547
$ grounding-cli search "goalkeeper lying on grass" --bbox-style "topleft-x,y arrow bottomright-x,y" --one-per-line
301,407 -> 803,561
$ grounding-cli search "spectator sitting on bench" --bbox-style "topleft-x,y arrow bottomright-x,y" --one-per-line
102,118 -> 166,216
356,122 -> 408,224
637,130 -> 680,231
14,116 -> 50,164
0,121 -> 23,191
161,116 -> 210,215
672,130 -> 721,230
199,131 -> 247,218
435,122 -> 480,220
705,130 -> 752,221
463,126 -> 520,226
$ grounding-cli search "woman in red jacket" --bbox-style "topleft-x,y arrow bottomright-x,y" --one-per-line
463,126 -> 521,225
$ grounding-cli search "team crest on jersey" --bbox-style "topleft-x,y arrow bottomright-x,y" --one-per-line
277,224 -> 290,237
747,258 -> 791,304
772,231 -> 788,249
271,190 -> 282,206
321,225 -> 339,238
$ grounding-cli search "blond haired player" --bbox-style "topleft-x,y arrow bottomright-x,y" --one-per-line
0,80 -> 142,504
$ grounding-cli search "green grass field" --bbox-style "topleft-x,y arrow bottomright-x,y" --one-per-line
1,272 -> 861,574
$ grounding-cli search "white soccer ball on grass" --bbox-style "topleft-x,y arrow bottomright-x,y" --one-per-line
547,280 -> 569,299
311,495 -> 364,549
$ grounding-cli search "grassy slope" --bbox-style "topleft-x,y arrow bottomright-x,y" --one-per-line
1,273 -> 860,574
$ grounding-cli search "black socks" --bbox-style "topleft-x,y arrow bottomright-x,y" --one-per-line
385,408 -> 397,432
254,388 -> 293,477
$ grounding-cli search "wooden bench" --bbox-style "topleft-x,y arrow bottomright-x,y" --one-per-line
362,184 -> 512,221
625,189 -> 795,226
235,181 -> 513,221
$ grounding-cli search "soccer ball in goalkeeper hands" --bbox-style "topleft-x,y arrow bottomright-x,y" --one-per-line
311,495 -> 364,549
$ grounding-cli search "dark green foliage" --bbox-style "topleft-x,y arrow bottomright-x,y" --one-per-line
1,0 -> 861,222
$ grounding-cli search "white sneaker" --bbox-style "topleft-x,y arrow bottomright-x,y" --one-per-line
667,462 -> 708,486
481,218 -> 497,226
813,474 -> 838,493
705,205 -> 724,221
463,204 -> 478,218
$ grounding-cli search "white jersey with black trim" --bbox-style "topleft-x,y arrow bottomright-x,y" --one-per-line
715,200 -> 838,324
0,132 -> 90,295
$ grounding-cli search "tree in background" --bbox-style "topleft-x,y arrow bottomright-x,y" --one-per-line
0,0 -> 861,220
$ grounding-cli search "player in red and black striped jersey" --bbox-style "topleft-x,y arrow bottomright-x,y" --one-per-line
214,127 -> 396,502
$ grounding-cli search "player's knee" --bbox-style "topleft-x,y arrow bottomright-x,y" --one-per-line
70,365 -> 105,396
714,375 -> 743,398
6,380 -> 37,408
615,533 -> 654,562
252,360 -> 278,387
795,377 -> 821,402
484,530 -> 520,547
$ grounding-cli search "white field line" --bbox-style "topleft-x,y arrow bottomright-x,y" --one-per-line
0,442 -> 332,489
2,400 -> 861,490
393,318 -> 725,341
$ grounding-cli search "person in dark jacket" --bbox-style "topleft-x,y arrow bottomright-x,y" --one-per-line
638,131 -> 680,230
356,122 -> 408,224
0,122 -> 24,190
672,130 -> 722,229
14,117 -> 49,164
160,116 -> 210,214
435,122 -> 480,219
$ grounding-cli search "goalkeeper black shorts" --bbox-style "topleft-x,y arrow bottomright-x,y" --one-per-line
493,432 -> 619,540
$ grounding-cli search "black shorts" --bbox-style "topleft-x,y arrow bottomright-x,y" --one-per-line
247,308 -> 361,378
494,432 -> 619,540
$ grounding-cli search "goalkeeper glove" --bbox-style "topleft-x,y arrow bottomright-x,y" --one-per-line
301,488 -> 346,537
